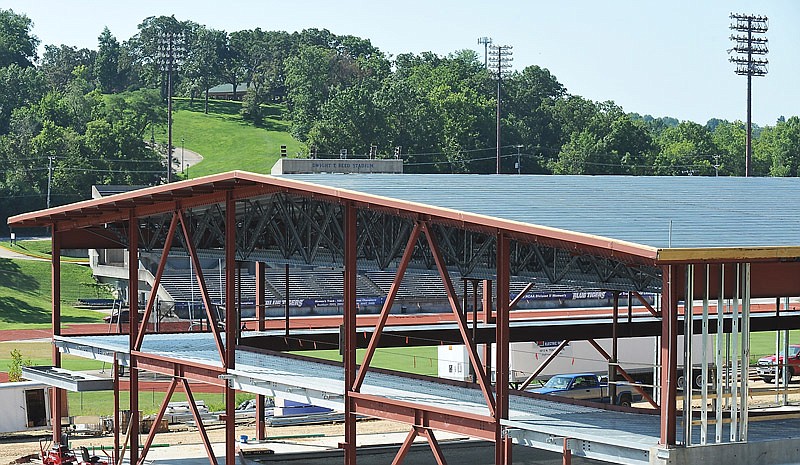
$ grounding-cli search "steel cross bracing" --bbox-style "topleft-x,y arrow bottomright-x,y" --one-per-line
106,192 -> 661,292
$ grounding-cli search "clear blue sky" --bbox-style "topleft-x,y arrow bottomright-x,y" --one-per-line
5,0 -> 798,126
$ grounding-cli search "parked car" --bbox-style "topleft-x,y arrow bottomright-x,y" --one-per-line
532,373 -> 642,407
757,344 -> 800,383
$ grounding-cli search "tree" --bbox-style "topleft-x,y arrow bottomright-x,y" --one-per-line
8,348 -> 31,382
654,121 -> 718,176
504,65 -> 566,172
95,27 -> 122,93
40,44 -> 97,90
711,120 -> 746,176
0,64 -> 46,133
757,116 -> 800,177
183,26 -> 226,112
0,9 -> 38,68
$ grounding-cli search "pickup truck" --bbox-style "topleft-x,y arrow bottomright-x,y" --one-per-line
757,344 -> 800,383
532,373 -> 642,407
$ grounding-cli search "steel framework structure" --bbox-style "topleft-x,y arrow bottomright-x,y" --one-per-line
10,171 -> 800,465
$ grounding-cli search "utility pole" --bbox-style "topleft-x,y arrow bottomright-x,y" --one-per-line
157,32 -> 185,183
729,13 -> 768,177
515,145 -> 523,174
488,44 -> 512,174
46,156 -> 54,208
478,37 -> 492,69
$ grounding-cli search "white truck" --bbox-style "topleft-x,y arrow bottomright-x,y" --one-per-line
438,334 -> 712,389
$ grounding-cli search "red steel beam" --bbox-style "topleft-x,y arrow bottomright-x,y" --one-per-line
135,211 -> 179,350
586,339 -> 658,409
422,222 -> 495,416
518,340 -> 570,391
419,428 -> 448,465
177,210 -> 225,362
224,193 -> 237,465
509,282 -> 534,311
343,203 -> 358,465
350,392 -> 496,441
113,356 -> 120,465
391,428 -> 418,465
51,228 -> 63,443
660,265 -> 679,445
632,291 -> 659,317
354,222 -> 423,391
254,261 -> 266,441
495,232 -> 511,465
128,211 -> 140,465
181,378 -> 218,465
130,351 -> 226,386
139,378 -> 179,463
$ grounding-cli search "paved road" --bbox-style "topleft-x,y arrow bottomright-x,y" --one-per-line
0,243 -> 48,261
172,147 -> 204,175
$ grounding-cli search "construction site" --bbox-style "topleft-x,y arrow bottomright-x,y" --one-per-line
8,172 -> 800,465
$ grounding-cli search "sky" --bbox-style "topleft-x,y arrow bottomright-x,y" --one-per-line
4,0 -> 798,126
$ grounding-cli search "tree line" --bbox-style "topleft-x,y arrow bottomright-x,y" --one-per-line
1,9 -> 799,230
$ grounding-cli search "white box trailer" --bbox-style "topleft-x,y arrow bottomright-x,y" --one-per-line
439,335 -> 712,388
0,381 -> 51,433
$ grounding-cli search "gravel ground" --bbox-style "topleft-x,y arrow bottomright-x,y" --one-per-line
0,419 -> 408,465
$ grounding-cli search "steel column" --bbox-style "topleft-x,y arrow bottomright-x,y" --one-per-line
715,265 -> 725,443
343,203 -> 358,465
682,264 -> 694,445
128,211 -> 140,464
496,232 -> 511,465
659,265 -> 678,445
51,227 -> 63,443
255,261 -> 267,441
113,355 -> 120,465
225,193 -> 237,465
610,291 -> 619,404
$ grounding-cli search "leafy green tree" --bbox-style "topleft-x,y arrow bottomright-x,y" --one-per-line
95,27 -> 122,93
0,9 -> 38,68
40,44 -> 97,90
8,348 -> 31,382
654,121 -> 718,175
756,116 -> 800,177
183,26 -> 226,112
710,120 -> 746,176
504,65 -> 566,172
0,64 -> 46,133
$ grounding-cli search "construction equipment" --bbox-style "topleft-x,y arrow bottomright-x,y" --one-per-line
40,435 -> 109,465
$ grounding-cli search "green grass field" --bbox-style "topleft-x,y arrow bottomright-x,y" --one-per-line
0,239 -> 87,263
0,256 -> 109,330
294,346 -> 439,377
158,99 -> 304,178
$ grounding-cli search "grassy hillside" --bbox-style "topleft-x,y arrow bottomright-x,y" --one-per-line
160,99 -> 304,178
0,254 -> 109,330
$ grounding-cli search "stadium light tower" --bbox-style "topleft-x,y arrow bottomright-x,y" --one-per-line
156,32 -> 185,183
488,44 -> 512,174
729,13 -> 768,177
478,36 -> 492,69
